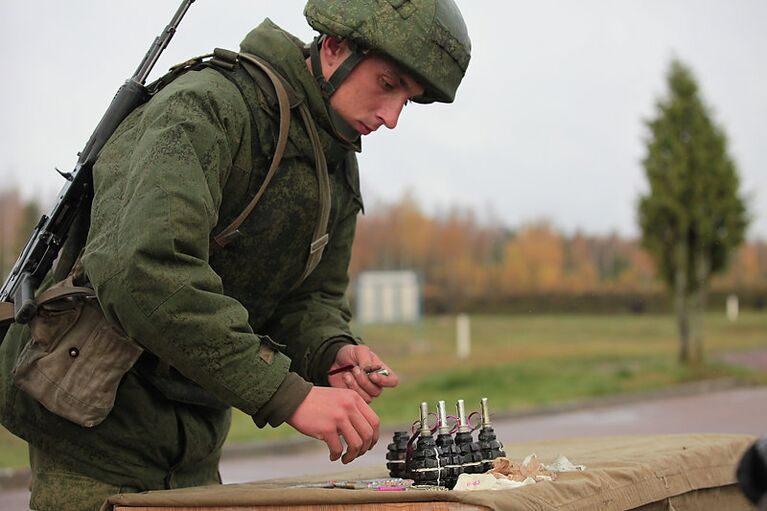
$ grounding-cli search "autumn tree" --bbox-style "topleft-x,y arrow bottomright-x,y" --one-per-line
500,222 -> 564,294
638,60 -> 748,364
0,190 -> 41,279
563,232 -> 598,293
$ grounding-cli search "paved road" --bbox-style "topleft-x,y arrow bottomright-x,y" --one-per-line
4,385 -> 765,509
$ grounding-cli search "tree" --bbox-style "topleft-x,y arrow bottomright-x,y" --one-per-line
0,190 -> 23,279
500,222 -> 564,294
638,59 -> 748,364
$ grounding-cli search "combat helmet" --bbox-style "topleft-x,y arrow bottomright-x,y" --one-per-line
304,0 -> 471,143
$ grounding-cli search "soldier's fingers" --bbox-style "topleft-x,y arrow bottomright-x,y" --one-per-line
344,371 -> 374,403
361,352 -> 398,389
339,421 -> 364,464
356,401 -> 381,448
350,367 -> 381,399
324,431 -> 344,462
347,408 -> 375,454
358,348 -> 380,372
368,368 -> 399,388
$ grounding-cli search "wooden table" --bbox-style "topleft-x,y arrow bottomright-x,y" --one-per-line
116,505 -> 488,511
108,434 -> 754,511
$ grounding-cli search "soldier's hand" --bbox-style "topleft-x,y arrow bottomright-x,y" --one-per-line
328,345 -> 399,403
286,386 -> 380,464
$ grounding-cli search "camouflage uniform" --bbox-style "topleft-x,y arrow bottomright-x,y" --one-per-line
0,20 -> 363,509
0,1 -> 471,509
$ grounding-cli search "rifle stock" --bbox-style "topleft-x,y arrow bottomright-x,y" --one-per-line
0,0 -> 196,326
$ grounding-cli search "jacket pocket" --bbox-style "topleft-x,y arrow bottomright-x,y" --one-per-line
11,283 -> 143,428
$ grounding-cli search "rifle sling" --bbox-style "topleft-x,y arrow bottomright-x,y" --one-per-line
0,283 -> 94,327
0,51 -> 333,328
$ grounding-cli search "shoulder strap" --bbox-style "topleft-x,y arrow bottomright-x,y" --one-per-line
209,51 -> 331,288
296,102 -> 330,285
210,53 -> 293,250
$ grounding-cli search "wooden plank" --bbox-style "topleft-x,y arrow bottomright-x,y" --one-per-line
115,503 -> 490,511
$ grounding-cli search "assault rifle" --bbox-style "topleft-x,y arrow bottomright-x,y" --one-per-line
0,0 -> 196,325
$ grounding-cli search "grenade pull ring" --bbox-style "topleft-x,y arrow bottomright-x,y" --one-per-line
467,411 -> 482,432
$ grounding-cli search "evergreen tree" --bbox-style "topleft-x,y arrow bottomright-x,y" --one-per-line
639,60 -> 748,364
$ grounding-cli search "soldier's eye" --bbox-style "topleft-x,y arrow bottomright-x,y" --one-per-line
381,77 -> 395,91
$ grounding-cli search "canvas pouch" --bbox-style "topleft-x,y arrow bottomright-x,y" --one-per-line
11,276 -> 143,428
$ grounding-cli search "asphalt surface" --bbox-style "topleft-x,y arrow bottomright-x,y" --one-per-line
4,383 -> 763,509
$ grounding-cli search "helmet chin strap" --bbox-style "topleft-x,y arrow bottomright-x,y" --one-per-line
309,35 -> 366,148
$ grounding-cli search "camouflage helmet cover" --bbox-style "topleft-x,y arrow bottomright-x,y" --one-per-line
304,0 -> 471,104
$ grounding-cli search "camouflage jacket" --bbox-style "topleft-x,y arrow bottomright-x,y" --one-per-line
0,20 -> 363,488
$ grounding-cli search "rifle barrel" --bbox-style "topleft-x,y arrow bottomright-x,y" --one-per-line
0,0 -> 197,325
134,0 -> 196,84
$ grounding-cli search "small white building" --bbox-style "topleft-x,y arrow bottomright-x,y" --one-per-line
354,270 -> 421,324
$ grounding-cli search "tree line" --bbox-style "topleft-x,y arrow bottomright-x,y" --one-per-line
0,190 -> 40,280
349,194 -> 764,313
8,187 -> 761,307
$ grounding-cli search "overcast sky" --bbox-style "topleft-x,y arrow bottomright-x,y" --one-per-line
2,1 -> 765,239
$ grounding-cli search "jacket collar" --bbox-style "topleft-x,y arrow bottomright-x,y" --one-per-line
240,19 -> 361,160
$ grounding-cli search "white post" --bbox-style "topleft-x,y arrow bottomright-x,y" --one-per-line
456,313 -> 471,359
726,294 -> 739,322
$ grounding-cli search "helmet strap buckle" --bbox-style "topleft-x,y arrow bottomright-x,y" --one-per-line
309,35 -> 363,150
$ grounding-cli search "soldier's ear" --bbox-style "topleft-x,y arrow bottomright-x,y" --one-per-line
321,36 -> 351,71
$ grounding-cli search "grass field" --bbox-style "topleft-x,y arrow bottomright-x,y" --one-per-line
2,312 -> 766,469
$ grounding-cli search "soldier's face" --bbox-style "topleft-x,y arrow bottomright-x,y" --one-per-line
316,38 -> 424,138
330,53 -> 424,136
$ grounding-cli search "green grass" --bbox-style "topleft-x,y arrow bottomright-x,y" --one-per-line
2,312 -> 766,468
369,355 -> 753,426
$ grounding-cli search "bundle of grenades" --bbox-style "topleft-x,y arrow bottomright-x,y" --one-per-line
386,397 -> 506,489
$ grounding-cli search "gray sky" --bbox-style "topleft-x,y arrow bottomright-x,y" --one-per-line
2,1 -> 765,239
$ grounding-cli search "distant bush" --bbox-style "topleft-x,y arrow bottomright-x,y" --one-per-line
420,288 -> 767,315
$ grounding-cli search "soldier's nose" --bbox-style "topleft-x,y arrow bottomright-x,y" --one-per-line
377,100 -> 405,130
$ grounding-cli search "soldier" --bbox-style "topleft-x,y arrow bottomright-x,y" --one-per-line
0,1 -> 471,510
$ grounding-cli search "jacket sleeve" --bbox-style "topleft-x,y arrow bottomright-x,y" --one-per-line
263,197 -> 364,385
81,70 -> 306,417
